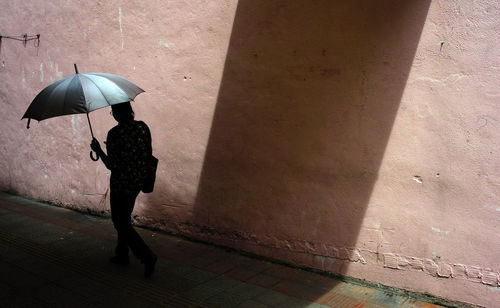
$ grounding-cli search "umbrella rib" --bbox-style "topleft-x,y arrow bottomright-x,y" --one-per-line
63,75 -> 83,114
51,75 -> 79,117
80,74 -> 112,109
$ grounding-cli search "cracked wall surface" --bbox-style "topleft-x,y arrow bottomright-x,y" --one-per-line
135,216 -> 500,291
1,1 -> 499,307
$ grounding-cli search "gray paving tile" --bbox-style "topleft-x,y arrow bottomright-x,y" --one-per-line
278,296 -> 329,308
228,281 -> 268,300
202,275 -> 244,291
15,256 -> 80,282
236,299 -> 271,308
0,219 -> 48,236
23,228 -> 69,244
162,261 -> 198,277
0,280 -> 16,299
0,208 -> 13,215
204,291 -> 249,308
1,295 -> 53,308
181,266 -> 219,283
247,273 -> 282,288
31,282 -> 99,308
254,289 -> 292,306
181,284 -> 225,301
2,265 -> 50,289
150,272 -> 201,293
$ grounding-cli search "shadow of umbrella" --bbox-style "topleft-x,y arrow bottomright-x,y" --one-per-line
191,0 -> 431,280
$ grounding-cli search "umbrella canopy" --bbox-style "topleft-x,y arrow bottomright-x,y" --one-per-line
22,71 -> 144,122
22,64 -> 145,161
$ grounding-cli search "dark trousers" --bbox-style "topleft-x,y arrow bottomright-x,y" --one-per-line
110,189 -> 153,263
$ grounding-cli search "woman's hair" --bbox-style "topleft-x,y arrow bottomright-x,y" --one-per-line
111,102 -> 134,122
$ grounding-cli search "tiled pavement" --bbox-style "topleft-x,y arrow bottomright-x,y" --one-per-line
0,192 -> 458,307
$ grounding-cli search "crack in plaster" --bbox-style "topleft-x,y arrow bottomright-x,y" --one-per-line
118,8 -> 124,49
382,253 -> 499,287
39,63 -> 44,82
130,217 -> 499,288
431,227 -> 451,235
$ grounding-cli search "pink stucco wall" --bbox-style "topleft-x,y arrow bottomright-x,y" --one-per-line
1,1 -> 499,306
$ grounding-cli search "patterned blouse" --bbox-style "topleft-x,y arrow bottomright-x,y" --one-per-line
106,120 -> 152,193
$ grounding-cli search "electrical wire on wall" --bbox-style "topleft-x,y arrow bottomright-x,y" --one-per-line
0,33 -> 41,57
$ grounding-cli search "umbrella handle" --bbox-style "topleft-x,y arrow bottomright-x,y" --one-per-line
90,150 -> 99,161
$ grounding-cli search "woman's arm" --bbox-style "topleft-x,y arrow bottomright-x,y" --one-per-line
90,138 -> 112,170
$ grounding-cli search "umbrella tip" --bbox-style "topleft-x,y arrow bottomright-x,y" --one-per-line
26,118 -> 31,129
74,63 -> 79,74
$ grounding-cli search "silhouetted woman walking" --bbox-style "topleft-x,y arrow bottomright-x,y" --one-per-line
90,102 -> 157,277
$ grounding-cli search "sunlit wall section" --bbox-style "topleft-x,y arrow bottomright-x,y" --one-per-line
355,1 -> 500,305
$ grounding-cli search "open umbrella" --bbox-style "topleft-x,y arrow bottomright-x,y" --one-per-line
22,64 -> 144,161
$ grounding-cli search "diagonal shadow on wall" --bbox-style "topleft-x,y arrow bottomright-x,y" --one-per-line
192,0 -> 431,295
